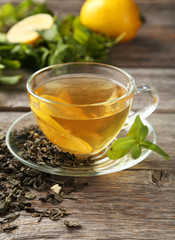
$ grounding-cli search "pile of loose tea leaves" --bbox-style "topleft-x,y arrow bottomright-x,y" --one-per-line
0,133 -> 86,233
11,125 -> 95,167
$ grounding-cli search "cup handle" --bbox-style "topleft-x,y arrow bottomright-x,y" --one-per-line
124,84 -> 159,127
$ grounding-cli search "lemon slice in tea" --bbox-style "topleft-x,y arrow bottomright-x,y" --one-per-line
39,94 -> 88,120
31,105 -> 93,155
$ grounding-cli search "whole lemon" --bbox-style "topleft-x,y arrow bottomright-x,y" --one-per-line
80,0 -> 142,42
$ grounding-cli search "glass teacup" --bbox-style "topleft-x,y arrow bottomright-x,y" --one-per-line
27,62 -> 159,158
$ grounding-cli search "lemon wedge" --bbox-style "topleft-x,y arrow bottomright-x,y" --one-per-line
7,14 -> 54,45
31,105 -> 93,155
39,94 -> 88,120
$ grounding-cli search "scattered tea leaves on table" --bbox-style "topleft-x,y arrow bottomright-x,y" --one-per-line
31,207 -> 72,223
11,125 -> 95,167
0,132 -> 88,233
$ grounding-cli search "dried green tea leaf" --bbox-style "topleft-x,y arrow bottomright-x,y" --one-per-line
64,220 -> 82,228
3,225 -> 18,232
25,191 -> 36,200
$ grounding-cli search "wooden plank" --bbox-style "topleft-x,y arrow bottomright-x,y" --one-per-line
127,68 -> 175,113
0,169 -> 175,239
137,0 -> 175,26
108,26 -> 175,67
1,68 -> 175,112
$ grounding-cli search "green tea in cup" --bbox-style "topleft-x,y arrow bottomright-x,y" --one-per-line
27,63 -> 159,158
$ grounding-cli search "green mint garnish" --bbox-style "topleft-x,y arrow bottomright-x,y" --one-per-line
0,1 -> 123,85
107,115 -> 170,161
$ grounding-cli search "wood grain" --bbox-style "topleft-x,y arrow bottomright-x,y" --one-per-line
0,169 -> 175,239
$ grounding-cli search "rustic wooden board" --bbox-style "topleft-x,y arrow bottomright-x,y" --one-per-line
0,167 -> 175,239
108,26 -> 175,67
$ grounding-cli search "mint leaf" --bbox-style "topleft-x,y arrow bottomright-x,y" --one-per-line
107,115 -> 170,161
38,24 -> 59,42
0,58 -> 21,69
0,2 -> 122,83
127,115 -> 144,139
0,64 -> 5,69
140,140 -> 170,161
0,3 -> 17,31
138,125 -> 149,141
48,43 -> 69,65
0,0 -> 53,32
107,136 -> 135,160
131,143 -> 141,159
0,75 -> 22,85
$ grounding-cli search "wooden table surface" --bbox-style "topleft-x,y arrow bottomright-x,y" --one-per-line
0,0 -> 175,239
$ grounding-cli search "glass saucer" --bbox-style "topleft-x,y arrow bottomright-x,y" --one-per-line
6,112 -> 157,177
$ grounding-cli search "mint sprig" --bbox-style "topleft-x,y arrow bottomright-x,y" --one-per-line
107,115 -> 170,161
0,1 -> 122,85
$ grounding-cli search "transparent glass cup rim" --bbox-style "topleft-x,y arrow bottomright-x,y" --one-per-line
27,62 -> 135,107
